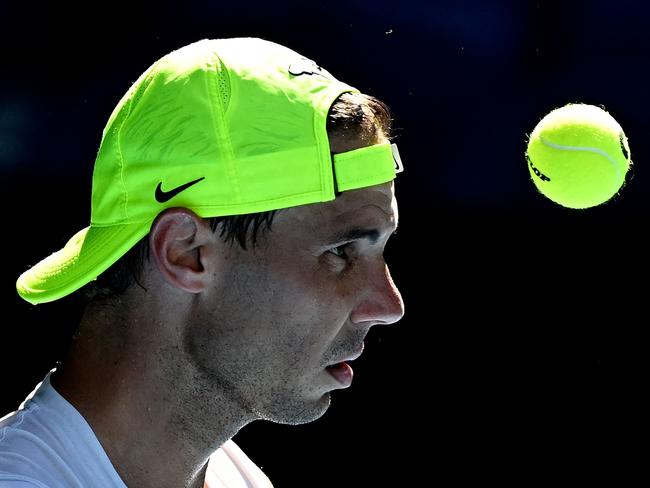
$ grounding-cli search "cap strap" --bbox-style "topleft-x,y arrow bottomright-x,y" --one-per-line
332,142 -> 403,192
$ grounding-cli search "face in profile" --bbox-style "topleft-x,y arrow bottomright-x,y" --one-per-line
183,180 -> 404,425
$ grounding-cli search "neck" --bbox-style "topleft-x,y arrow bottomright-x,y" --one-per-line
51,306 -> 255,488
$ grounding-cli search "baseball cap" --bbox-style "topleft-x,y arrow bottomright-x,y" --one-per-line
16,37 -> 404,305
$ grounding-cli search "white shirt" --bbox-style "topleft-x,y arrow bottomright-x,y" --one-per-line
0,369 -> 273,488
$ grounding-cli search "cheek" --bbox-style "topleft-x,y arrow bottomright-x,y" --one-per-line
325,257 -> 370,303
222,260 -> 330,352
207,248 -> 358,366
253,259 -> 350,358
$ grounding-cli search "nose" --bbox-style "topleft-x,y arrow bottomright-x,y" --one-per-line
350,263 -> 405,326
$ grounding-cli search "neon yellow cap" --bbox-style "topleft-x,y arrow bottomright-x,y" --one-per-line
16,38 -> 403,305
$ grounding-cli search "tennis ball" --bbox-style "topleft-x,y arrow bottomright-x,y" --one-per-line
526,103 -> 631,209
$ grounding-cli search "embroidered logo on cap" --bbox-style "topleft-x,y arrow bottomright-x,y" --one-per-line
288,58 -> 331,79
155,177 -> 205,203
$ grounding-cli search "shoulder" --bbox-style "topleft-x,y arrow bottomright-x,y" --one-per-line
0,474 -> 50,487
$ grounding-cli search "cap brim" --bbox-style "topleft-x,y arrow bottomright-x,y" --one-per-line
16,223 -> 150,305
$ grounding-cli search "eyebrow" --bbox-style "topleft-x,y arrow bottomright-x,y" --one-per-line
326,223 -> 399,246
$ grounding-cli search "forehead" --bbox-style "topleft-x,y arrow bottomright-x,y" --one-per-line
275,181 -> 398,239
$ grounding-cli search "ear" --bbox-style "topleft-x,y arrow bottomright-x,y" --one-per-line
149,208 -> 213,294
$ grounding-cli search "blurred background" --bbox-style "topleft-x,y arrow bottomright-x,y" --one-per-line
1,0 -> 647,485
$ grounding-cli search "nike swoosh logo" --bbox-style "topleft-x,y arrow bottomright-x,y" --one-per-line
288,58 -> 330,79
391,143 -> 404,174
155,177 -> 205,203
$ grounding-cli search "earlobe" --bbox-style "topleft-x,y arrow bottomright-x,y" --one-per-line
149,208 -> 212,294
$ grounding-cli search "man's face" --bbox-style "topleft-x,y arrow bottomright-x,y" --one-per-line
184,176 -> 403,425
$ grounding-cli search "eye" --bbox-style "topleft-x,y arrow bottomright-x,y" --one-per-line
328,243 -> 351,260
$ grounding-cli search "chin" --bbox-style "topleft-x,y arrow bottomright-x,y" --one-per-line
262,392 -> 331,426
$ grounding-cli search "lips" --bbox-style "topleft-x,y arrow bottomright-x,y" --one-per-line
326,361 -> 353,387
325,348 -> 363,388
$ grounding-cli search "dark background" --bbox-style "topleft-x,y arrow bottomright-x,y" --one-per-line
1,0 -> 647,485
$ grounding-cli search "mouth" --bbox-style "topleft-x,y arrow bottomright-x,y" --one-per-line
324,345 -> 364,388
326,362 -> 353,387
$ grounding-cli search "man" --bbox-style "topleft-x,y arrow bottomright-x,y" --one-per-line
1,37 -> 404,487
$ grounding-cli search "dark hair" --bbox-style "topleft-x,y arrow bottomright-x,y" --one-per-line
80,92 -> 394,305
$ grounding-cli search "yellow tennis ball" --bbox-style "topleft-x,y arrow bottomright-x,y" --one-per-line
526,103 -> 631,209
